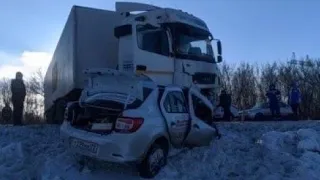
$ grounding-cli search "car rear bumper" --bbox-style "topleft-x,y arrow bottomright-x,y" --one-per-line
60,122 -> 147,163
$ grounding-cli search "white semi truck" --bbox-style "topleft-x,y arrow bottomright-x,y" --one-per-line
44,2 -> 223,124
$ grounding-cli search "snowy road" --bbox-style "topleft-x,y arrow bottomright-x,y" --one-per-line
1,121 -> 320,180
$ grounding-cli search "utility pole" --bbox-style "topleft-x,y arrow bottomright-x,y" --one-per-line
290,52 -> 297,65
288,52 -> 314,67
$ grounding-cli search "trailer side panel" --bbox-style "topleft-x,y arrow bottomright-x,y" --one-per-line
44,7 -> 76,111
74,7 -> 122,89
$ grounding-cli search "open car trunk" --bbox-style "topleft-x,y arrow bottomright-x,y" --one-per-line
69,68 -> 156,134
70,105 -> 121,135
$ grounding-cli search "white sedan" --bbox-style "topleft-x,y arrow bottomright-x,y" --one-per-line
239,102 -> 294,120
214,105 -> 239,120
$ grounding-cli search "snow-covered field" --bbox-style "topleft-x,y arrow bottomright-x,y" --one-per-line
1,121 -> 320,180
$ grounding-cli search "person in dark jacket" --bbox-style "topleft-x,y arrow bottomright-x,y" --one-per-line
11,72 -> 26,125
288,82 -> 301,119
218,89 -> 232,121
1,102 -> 12,123
266,84 -> 281,119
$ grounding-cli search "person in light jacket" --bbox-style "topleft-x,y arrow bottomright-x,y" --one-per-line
288,82 -> 301,119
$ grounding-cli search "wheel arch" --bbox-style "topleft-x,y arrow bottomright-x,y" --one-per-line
139,133 -> 170,162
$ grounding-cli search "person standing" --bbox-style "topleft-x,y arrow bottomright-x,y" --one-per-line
218,89 -> 232,121
11,72 -> 26,125
266,84 -> 281,119
288,82 -> 301,119
1,102 -> 12,124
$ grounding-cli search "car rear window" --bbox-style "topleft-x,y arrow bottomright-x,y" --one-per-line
143,87 -> 153,99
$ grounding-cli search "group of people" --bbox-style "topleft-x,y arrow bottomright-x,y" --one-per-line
215,81 -> 301,121
1,72 -> 26,125
266,82 -> 301,119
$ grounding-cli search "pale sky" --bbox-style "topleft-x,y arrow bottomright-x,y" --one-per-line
0,0 -> 319,78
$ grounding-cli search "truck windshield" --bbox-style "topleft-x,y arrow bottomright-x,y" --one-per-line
166,23 -> 216,63
176,34 -> 214,62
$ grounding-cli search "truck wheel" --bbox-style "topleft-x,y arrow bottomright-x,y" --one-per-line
45,107 -> 54,124
139,144 -> 167,179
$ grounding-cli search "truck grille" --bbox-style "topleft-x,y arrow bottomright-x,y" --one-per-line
192,73 -> 216,84
123,61 -> 134,72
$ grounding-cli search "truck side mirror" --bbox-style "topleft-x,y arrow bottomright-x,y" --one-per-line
216,40 -> 223,63
217,40 -> 222,55
217,55 -> 223,63
114,24 -> 132,38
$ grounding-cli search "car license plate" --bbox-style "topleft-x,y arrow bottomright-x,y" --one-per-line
91,123 -> 113,131
70,138 -> 99,155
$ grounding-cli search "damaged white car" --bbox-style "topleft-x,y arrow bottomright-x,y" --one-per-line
60,69 -> 219,178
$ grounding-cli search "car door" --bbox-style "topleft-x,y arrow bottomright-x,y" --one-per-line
184,87 -> 216,147
230,105 -> 239,117
280,102 -> 291,116
261,103 -> 271,116
159,87 -> 190,148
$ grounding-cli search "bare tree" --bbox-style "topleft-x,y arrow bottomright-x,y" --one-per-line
23,69 -> 45,123
220,62 -> 234,93
253,64 -> 265,102
0,78 -> 11,105
231,63 -> 257,109
260,62 -> 279,89
28,68 -> 45,97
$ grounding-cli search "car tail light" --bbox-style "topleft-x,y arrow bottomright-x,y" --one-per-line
115,116 -> 144,133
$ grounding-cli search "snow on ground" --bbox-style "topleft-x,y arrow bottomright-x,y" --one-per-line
1,121 -> 320,180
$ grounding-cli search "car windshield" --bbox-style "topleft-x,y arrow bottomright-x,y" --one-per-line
252,103 -> 267,109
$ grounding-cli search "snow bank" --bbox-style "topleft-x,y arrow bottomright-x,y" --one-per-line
257,127 -> 320,180
0,142 -> 28,180
1,121 -> 320,180
156,121 -> 320,180
0,125 -> 64,180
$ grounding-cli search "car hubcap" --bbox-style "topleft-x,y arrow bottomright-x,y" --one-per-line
149,149 -> 165,174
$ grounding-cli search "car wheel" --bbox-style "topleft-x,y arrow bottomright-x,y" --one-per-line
139,144 -> 167,179
254,113 -> 264,121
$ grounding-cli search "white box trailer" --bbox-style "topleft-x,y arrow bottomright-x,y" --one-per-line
44,6 -> 122,123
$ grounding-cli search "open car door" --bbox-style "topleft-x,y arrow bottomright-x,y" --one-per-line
184,87 -> 216,147
159,86 -> 190,148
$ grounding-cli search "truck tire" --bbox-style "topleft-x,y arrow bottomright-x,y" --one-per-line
45,106 -> 54,124
52,99 -> 67,124
139,144 -> 167,179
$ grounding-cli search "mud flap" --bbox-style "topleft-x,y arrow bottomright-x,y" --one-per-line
52,99 -> 67,124
45,106 -> 54,124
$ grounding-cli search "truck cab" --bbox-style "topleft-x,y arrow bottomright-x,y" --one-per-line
114,2 -> 223,104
